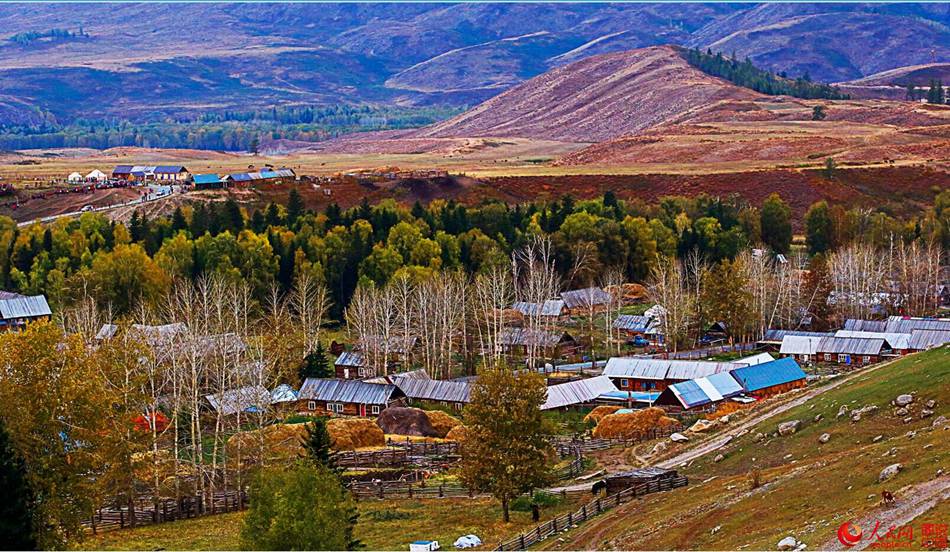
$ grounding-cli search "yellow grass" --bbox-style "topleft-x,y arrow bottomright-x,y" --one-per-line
328,417 -> 385,450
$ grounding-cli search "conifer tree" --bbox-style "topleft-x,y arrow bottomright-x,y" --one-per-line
0,419 -> 36,550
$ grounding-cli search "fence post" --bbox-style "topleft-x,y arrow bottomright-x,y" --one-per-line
120,509 -> 124,529
552,517 -> 557,533
520,534 -> 525,550
408,485 -> 413,499
561,489 -> 567,500
596,498 -> 602,513
536,526 -> 541,541
568,512 -> 573,527
439,484 -> 444,498
582,504 -> 587,521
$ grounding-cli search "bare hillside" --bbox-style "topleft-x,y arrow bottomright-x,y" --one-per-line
410,45 -> 763,143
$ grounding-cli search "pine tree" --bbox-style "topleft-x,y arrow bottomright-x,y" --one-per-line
287,188 -> 304,225
300,342 -> 333,380
0,419 -> 37,549
302,418 -> 335,470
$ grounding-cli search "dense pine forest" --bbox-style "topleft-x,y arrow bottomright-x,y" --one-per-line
683,47 -> 851,100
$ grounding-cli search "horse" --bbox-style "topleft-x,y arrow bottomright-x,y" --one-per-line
881,490 -> 896,506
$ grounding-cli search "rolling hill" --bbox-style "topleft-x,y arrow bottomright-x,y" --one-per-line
409,46 -> 763,143
0,3 -> 947,127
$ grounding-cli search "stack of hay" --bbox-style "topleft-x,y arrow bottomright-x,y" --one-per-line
592,407 -> 678,439
328,417 -> 386,450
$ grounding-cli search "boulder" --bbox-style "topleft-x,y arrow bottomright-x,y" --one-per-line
837,405 -> 849,418
851,413 -> 862,423
754,432 -> 765,442
903,417 -> 914,424
932,416 -> 948,428
879,463 -> 903,482
895,407 -> 909,416
689,419 -> 716,433
778,536 -> 799,550
925,400 -> 936,409
921,409 -> 934,419
814,414 -> 823,423
778,420 -> 801,436
713,454 -> 724,463
873,435 -> 884,442
818,433 -> 831,444
375,406 -> 438,437
905,430 -> 917,439
670,432 -> 689,443
650,441 -> 669,456
895,394 -> 914,407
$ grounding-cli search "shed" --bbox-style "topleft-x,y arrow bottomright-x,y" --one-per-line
0,294 -> 52,328
613,314 -> 652,334
560,287 -> 611,312
334,351 -> 367,379
541,375 -> 617,411
396,378 -> 471,410
834,330 -> 911,352
511,300 -> 566,318
604,467 -> 678,495
297,378 -> 405,417
729,357 -> 807,397
205,385 -> 271,416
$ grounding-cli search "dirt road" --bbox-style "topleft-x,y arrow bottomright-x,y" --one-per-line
820,475 -> 950,551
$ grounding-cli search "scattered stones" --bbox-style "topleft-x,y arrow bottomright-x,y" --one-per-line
879,463 -> 903,482
926,400 -> 936,409
784,453 -> 794,460
873,435 -> 884,443
895,394 -> 914,407
932,416 -> 948,428
895,407 -> 909,416
778,536 -> 799,551
814,414 -> 823,423
837,405 -> 850,418
818,433 -> 831,444
921,409 -> 934,419
778,420 -> 801,436
754,432 -> 765,442
867,494 -> 876,500
851,413 -> 862,423
903,417 -> 914,424
714,454 -> 724,463
650,441 -> 669,456
905,431 -> 917,439
670,432 -> 689,443
720,415 -> 731,424
923,443 -> 933,450
711,525 -> 721,535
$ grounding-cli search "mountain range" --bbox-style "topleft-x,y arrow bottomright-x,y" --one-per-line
0,2 -> 948,125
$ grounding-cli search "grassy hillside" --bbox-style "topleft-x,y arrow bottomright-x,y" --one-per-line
553,346 -> 950,550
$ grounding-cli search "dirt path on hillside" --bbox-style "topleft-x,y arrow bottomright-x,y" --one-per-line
820,475 -> 950,551
657,358 -> 900,469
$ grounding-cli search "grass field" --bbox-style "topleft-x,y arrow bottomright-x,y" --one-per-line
550,346 -> 950,550
76,494 -> 588,551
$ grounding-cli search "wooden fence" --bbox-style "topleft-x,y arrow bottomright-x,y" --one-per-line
333,441 -> 460,468
495,476 -> 689,551
84,490 -> 246,534
348,480 -> 476,500
553,426 -> 682,455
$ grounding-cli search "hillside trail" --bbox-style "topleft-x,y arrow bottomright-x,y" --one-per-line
819,475 -> 950,551
657,357 -> 901,469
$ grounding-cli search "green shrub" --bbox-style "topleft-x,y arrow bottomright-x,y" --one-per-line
510,491 -> 562,512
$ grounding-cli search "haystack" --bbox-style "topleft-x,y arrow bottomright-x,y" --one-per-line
425,410 -> 461,438
328,417 -> 386,450
444,424 -> 467,442
592,407 -> 678,439
376,406 -> 438,437
584,405 -> 622,425
226,422 -> 308,466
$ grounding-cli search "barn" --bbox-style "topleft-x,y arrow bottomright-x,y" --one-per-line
497,327 -> 578,358
297,378 -> 406,417
603,467 -> 680,495
729,357 -> 807,398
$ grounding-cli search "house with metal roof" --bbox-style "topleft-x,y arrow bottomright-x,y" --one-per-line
603,357 -> 737,392
907,330 -> 950,351
758,329 -> 834,349
497,327 -> 577,358
883,316 -> 950,334
655,371 -> 745,410
396,378 -> 472,411
729,357 -> 807,397
834,330 -> 912,353
205,385 -> 271,416
511,300 -> 566,318
298,378 -> 406,417
193,173 -> 223,189
112,165 -> 134,178
541,375 -> 618,411
597,390 -> 661,407
613,314 -> 651,334
0,293 -> 51,329
153,165 -> 190,181
334,351 -> 368,379
732,352 -> 775,366
816,336 -> 887,366
560,287 -> 611,313
779,335 -> 824,363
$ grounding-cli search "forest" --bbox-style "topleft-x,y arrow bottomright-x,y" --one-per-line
0,104 -> 463,151
5,188 -> 948,324
683,47 -> 851,100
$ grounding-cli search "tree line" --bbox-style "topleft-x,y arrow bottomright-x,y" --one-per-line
683,47 -> 851,100
5,188 -> 947,321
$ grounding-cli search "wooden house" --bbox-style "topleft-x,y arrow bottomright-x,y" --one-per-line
779,335 -> 824,363
153,165 -> 191,182
655,371 -> 745,411
511,300 -> 567,321
834,330 -> 911,355
297,378 -> 406,417
540,375 -> 618,411
0,292 -> 52,330
728,357 -> 807,398
603,358 -> 736,393
393,376 -> 471,411
497,327 -> 578,359
112,165 -> 134,179
334,351 -> 371,379
560,287 -> 611,315
816,336 -> 887,365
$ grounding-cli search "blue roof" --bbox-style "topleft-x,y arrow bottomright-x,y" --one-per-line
598,390 -> 660,403
193,173 -> 221,184
113,165 -> 133,173
670,380 -> 711,408
154,165 -> 187,173
730,357 -> 806,393
228,173 -> 253,182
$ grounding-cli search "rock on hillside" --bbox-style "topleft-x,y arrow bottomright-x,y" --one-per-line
410,45 -> 762,143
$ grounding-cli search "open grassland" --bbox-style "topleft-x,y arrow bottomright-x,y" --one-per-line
76,494 -> 588,551
550,346 -> 950,551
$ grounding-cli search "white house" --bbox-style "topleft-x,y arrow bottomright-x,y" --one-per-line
68,172 -> 83,182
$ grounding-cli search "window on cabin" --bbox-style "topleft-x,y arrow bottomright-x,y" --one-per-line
358,368 -> 365,377
371,405 -> 380,415
325,403 -> 333,412
620,379 -> 629,388
308,401 -> 316,411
